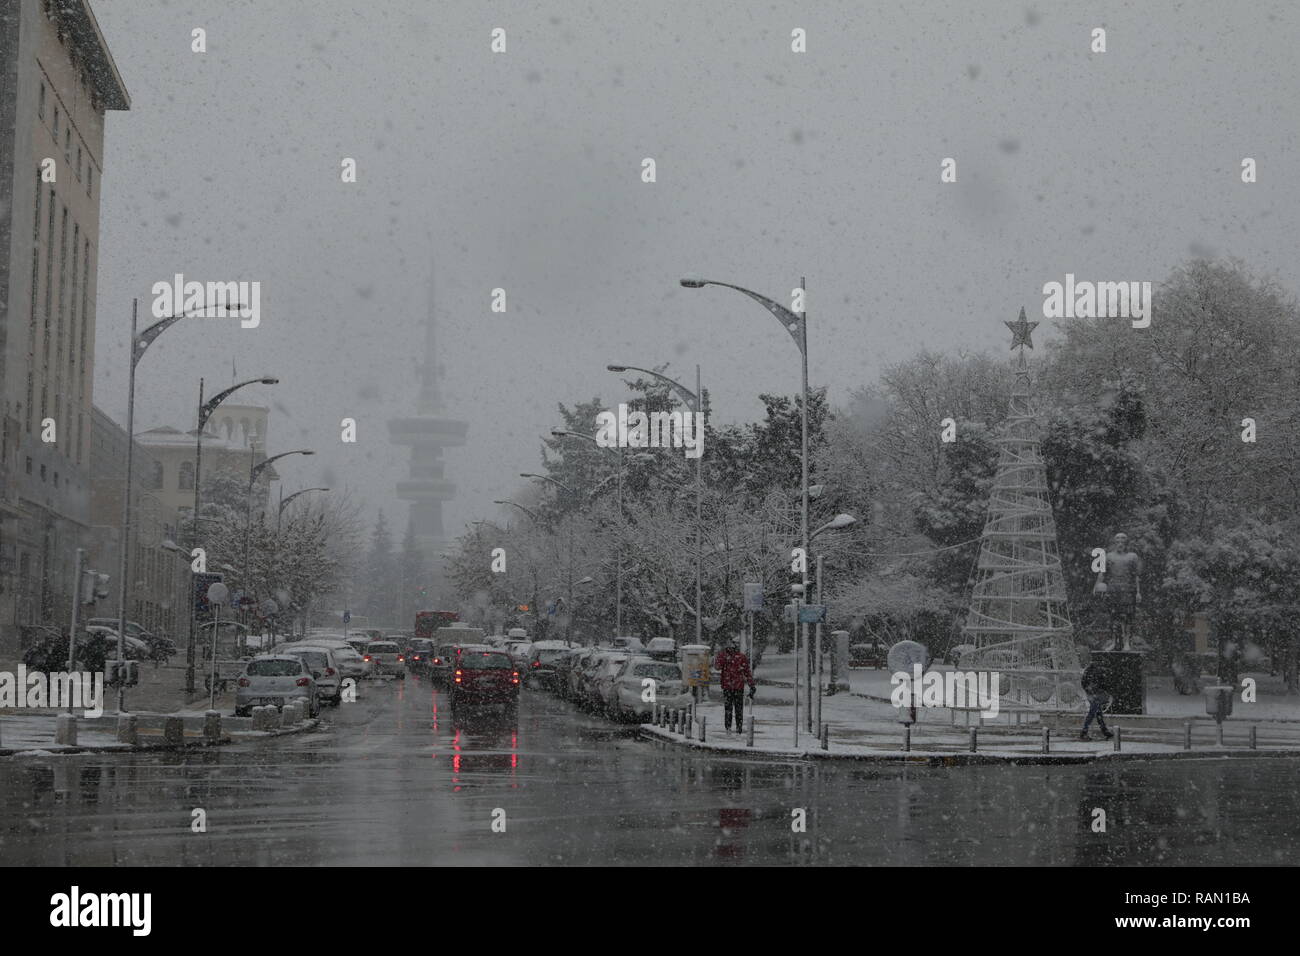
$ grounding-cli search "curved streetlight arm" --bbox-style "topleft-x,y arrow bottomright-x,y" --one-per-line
279,487 -> 329,515
251,449 -> 315,487
683,279 -> 806,356
201,377 -> 279,430
606,365 -> 699,411
494,499 -> 540,522
520,472 -> 575,496
133,301 -> 248,368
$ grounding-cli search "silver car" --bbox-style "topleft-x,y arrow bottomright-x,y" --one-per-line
362,640 -> 406,678
236,655 -> 318,717
280,645 -> 342,704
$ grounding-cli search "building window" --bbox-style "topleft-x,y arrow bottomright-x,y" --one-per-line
38,82 -> 45,120
25,457 -> 32,475
53,472 -> 59,488
39,464 -> 46,481
86,164 -> 92,198
44,189 -> 55,338
52,106 -> 58,141
76,145 -> 82,181
178,461 -> 195,491
150,460 -> 164,490
64,127 -> 70,164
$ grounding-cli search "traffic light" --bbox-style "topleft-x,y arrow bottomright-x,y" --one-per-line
80,570 -> 110,604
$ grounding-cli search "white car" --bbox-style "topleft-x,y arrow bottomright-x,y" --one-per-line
236,655 -> 318,717
644,637 -> 676,661
609,657 -> 691,720
363,640 -> 406,678
506,641 -> 534,670
283,637 -> 371,680
586,652 -> 630,711
279,645 -> 343,705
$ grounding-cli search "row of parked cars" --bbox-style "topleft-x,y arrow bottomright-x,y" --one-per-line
533,637 -> 693,722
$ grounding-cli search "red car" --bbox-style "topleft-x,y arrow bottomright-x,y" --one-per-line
449,647 -> 521,711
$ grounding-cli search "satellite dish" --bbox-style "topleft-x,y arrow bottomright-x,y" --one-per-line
887,640 -> 929,675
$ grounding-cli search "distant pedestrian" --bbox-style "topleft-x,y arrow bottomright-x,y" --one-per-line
1080,659 -> 1114,741
714,638 -> 755,734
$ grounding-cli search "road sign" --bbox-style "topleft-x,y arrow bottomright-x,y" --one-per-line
343,609 -> 351,624
798,604 -> 826,624
742,582 -> 764,612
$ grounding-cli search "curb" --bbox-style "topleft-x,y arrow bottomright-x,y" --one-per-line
0,717 -> 320,758
636,725 -> 1300,765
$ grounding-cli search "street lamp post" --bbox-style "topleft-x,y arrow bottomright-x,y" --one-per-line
607,363 -> 704,647
809,513 -> 857,736
551,428 -> 624,636
495,499 -> 542,635
520,474 -> 584,644
117,296 -> 246,712
243,449 -> 314,651
681,277 -> 809,720
186,375 -> 278,694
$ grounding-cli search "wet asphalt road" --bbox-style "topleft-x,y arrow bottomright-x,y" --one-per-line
2,673 -> 1298,865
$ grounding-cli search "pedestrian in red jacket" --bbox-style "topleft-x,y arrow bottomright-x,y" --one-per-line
714,638 -> 756,733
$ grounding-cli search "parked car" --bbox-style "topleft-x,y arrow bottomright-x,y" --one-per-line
644,637 -> 676,661
84,624 -> 151,660
449,648 -> 521,711
235,655 -> 318,717
506,640 -> 534,670
407,638 -> 437,675
362,640 -> 406,678
279,644 -> 343,705
565,648 -> 601,701
551,647 -> 585,699
577,650 -> 627,708
524,640 -> 569,689
611,637 -> 646,654
288,638 -> 370,680
88,619 -> 178,662
849,641 -> 888,668
589,653 -> 632,713
608,657 -> 691,721
345,637 -> 371,656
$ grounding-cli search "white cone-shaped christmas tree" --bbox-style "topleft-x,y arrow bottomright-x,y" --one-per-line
962,308 -> 1083,709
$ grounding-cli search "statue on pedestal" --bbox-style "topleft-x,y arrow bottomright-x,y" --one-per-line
1094,532 -> 1142,651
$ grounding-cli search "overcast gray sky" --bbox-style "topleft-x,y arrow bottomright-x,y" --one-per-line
91,0 -> 1300,537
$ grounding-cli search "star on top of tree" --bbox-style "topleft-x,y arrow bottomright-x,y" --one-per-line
1005,306 -> 1038,350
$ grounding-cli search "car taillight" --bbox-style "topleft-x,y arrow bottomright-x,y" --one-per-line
532,661 -> 540,668
296,677 -> 311,687
364,655 -> 371,661
432,657 -> 441,664
511,671 -> 520,685
238,677 -> 250,687
325,667 -> 336,676
398,656 -> 405,662
454,669 -> 463,684
413,655 -> 421,661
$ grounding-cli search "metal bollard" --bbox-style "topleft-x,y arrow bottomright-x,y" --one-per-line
820,724 -> 829,751
117,713 -> 138,744
1250,725 -> 1257,750
652,703 -> 659,726
162,715 -> 184,746
699,715 -> 706,743
1113,726 -> 1122,752
904,724 -> 911,752
746,715 -> 755,747
1041,727 -> 1050,754
1184,722 -> 1192,750
55,713 -> 78,746
969,727 -> 977,753
203,710 -> 222,742
685,712 -> 692,737
1216,722 -> 1224,748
